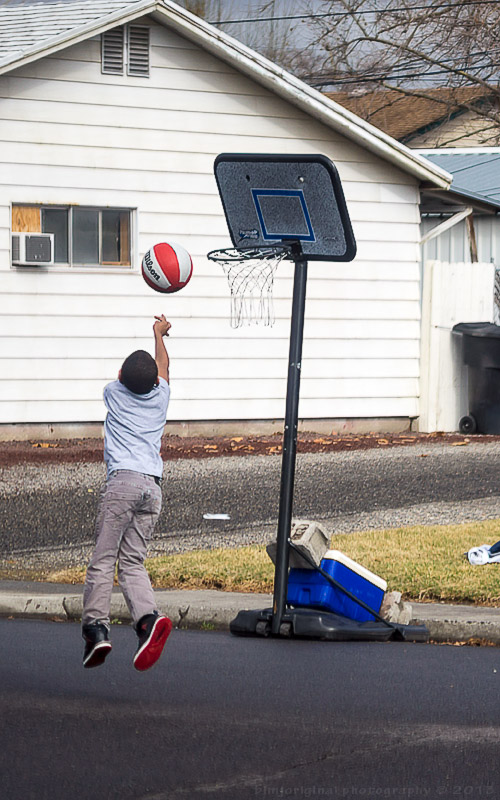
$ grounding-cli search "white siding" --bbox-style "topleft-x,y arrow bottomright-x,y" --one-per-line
0,17 -> 422,425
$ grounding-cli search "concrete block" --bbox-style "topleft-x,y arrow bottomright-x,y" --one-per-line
267,519 -> 329,569
380,590 -> 413,625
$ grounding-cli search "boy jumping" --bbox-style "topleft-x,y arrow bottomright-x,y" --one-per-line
82,314 -> 172,671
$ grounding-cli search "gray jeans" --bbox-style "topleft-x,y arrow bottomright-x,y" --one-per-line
82,470 -> 162,628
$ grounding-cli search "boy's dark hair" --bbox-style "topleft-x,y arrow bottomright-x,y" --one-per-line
120,350 -> 158,395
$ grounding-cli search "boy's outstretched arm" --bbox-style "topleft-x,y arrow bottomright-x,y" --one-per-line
153,314 -> 171,384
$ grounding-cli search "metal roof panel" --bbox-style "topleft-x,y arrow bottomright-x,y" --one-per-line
424,152 -> 500,203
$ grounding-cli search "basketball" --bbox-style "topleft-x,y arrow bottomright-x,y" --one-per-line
142,241 -> 193,294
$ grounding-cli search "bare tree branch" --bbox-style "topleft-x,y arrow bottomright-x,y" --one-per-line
178,0 -> 500,145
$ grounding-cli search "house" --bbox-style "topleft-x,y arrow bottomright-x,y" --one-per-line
417,150 -> 500,267
0,0 -> 455,438
326,87 -> 499,148
327,88 -> 500,261
329,88 -> 500,271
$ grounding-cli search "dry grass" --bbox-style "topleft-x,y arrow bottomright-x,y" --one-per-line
331,520 -> 500,605
41,518 -> 500,605
46,546 -> 275,593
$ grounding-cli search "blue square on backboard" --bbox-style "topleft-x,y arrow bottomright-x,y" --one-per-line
251,189 -> 316,242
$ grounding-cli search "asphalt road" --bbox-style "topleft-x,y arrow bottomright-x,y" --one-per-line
2,441 -> 500,561
1,618 -> 500,799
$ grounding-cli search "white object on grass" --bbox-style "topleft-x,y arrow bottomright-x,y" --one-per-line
467,545 -> 500,565
203,513 -> 230,520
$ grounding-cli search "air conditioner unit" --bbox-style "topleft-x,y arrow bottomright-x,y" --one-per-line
11,232 -> 54,266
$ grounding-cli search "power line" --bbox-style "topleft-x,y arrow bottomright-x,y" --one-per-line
305,49 -> 500,86
311,63 -> 500,85
300,46 -> 500,86
209,0 -> 500,26
309,64 -> 500,86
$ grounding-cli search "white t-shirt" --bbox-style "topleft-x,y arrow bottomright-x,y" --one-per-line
103,377 -> 170,478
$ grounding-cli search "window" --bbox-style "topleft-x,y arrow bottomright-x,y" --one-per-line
12,205 -> 133,268
102,25 -> 150,77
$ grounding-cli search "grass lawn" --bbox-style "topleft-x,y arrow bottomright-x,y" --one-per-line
45,518 -> 500,606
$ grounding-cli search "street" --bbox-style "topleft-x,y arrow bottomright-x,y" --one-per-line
2,442 -> 500,563
2,618 -> 500,799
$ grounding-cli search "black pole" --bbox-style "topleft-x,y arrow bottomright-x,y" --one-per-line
272,248 -> 308,635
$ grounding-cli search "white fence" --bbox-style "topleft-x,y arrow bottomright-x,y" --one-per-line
419,260 -> 495,432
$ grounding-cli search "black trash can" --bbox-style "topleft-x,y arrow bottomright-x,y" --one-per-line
452,322 -> 500,434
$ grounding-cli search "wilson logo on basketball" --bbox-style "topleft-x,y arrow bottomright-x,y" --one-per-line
144,252 -> 160,282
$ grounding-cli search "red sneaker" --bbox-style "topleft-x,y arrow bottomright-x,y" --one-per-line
133,613 -> 172,672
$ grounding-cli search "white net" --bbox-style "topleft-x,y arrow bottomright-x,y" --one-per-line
208,246 -> 290,328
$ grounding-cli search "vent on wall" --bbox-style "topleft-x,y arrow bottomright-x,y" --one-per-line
12,232 -> 54,266
128,26 -> 150,76
102,25 -> 150,76
102,26 -> 125,74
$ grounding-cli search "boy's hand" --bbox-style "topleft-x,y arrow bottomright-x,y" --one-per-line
154,314 -> 171,337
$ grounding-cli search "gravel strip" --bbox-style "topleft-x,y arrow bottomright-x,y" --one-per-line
2,442 -> 500,576
2,494 -> 500,577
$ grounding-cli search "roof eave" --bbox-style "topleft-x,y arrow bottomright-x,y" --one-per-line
421,185 -> 500,215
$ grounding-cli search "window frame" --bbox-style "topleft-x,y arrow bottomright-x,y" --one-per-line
11,203 -> 136,272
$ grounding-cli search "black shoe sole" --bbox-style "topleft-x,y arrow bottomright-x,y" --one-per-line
83,641 -> 112,669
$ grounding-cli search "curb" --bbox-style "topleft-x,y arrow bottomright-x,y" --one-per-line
63,594 -> 244,630
423,620 -> 500,644
411,605 -> 500,645
0,594 -> 72,621
0,594 -> 237,630
0,589 -> 274,632
2,589 -> 500,644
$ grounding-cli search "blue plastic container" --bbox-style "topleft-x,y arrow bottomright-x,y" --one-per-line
287,549 -> 387,622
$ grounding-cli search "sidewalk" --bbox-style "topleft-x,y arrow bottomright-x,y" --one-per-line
1,580 -> 500,644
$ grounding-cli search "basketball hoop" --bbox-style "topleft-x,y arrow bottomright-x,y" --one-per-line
210,153 -> 357,640
208,245 -> 291,328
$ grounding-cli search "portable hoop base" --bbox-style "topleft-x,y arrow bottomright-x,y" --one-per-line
230,607 -> 429,643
